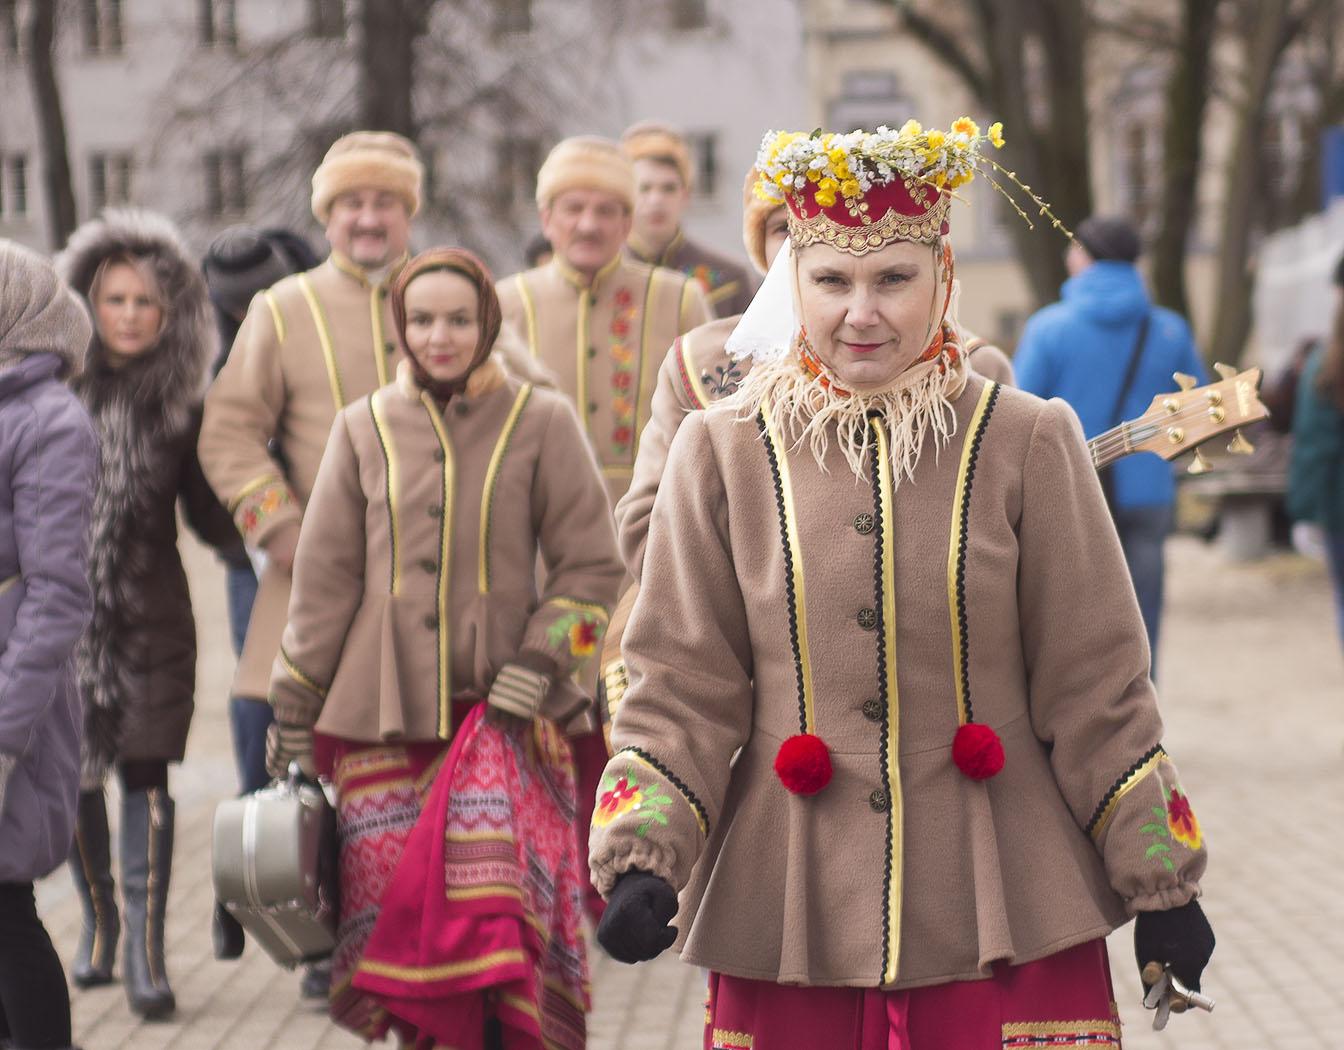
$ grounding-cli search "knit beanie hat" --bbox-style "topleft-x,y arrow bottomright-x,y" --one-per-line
621,121 -> 694,190
741,166 -> 784,276
311,131 -> 424,223
202,226 -> 295,319
535,136 -> 635,211
1074,216 -> 1141,263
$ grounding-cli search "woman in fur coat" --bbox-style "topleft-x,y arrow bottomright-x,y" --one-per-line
56,209 -> 242,1020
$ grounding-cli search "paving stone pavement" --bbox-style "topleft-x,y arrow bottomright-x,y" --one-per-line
31,533 -> 1343,1049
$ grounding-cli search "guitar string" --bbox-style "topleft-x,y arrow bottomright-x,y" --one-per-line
1088,397 -> 1252,462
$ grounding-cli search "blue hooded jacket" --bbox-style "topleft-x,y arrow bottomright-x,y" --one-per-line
1014,261 -> 1208,510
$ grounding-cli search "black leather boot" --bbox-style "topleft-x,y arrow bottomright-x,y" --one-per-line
120,788 -> 175,1019
67,789 -> 119,988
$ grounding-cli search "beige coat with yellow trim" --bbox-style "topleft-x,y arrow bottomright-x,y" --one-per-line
269,359 -> 624,742
496,254 -> 711,509
589,371 -> 1206,990
626,229 -> 758,319
199,253 -> 406,700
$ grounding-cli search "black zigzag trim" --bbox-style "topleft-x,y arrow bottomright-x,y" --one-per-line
869,419 -> 896,985
616,746 -> 710,836
1085,743 -> 1166,836
759,411 -> 808,735
953,384 -> 1000,724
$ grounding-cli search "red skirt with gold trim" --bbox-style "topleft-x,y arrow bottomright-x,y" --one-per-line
705,939 -> 1120,1050
321,703 -> 589,1050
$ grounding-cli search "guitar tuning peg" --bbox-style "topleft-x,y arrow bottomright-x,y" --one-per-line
1187,449 -> 1214,475
1227,429 -> 1255,455
1173,372 -> 1197,392
1214,362 -> 1238,381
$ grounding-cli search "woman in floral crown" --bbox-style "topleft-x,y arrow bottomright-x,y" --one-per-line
589,121 -> 1215,1049
265,247 -> 623,1049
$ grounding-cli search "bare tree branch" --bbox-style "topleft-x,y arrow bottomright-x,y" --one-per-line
889,4 -> 989,101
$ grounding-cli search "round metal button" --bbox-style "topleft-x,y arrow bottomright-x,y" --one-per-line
433,448 -> 446,463
869,789 -> 890,813
423,614 -> 439,630
857,608 -> 877,631
428,504 -> 443,519
419,559 -> 436,574
862,699 -> 882,721
385,340 -> 397,356
854,513 -> 875,535
454,401 -> 470,416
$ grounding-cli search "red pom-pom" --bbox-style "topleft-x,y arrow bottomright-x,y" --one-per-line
774,733 -> 833,795
952,723 -> 1005,780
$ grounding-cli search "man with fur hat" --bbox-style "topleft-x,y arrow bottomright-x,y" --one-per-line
198,131 -> 422,994
496,136 -> 710,920
621,121 -> 759,319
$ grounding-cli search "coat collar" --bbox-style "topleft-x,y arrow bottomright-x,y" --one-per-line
550,252 -> 623,294
330,250 -> 410,290
627,228 -> 684,267
394,355 -> 507,404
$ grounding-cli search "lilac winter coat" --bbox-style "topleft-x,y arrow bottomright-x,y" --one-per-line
0,240 -> 97,883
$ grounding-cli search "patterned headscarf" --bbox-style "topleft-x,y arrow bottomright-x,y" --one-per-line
390,247 -> 502,400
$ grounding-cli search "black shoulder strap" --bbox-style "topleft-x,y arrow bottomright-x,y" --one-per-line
1109,312 -> 1151,429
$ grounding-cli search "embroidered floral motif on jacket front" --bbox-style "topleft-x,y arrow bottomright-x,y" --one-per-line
592,767 -> 672,837
1138,779 -> 1202,870
687,263 -> 728,294
609,287 -> 639,457
704,362 -> 744,398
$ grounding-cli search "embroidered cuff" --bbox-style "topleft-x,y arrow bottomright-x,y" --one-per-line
589,835 -> 683,898
525,598 -> 610,675
269,686 -> 323,729
231,477 -> 300,546
488,663 -> 551,720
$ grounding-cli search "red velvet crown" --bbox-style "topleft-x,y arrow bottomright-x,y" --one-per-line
785,177 -> 950,255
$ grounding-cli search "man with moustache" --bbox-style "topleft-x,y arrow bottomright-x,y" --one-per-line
622,121 -> 758,319
198,131 -> 421,992
496,136 -> 710,919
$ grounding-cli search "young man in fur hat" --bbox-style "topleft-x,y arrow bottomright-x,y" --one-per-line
198,130 -> 422,995
496,135 -> 711,919
622,121 -> 758,319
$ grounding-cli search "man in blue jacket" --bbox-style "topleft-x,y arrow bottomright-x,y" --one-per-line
1015,216 -> 1207,670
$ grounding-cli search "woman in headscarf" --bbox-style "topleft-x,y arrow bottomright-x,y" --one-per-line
0,239 -> 97,1050
57,210 -> 242,1020
265,248 -> 623,1049
590,122 -> 1215,1049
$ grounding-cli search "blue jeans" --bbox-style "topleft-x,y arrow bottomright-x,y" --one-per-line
1113,504 -> 1174,675
225,562 -> 258,658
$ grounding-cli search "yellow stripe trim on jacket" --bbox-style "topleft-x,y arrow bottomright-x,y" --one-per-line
706,280 -> 742,307
421,395 -> 456,739
760,399 -> 816,734
479,384 -> 534,593
1090,748 -> 1168,841
369,391 -> 401,595
280,647 -> 328,699
262,290 -> 286,342
227,473 -> 286,513
678,331 -> 711,410
576,290 -> 591,433
516,277 -> 539,357
871,419 -> 905,987
369,288 -> 389,388
356,948 -> 526,983
631,267 -> 662,461
946,381 -> 997,726
296,274 -> 345,412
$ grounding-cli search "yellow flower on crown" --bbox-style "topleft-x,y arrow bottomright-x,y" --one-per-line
988,122 -> 1005,149
951,117 -> 980,138
924,129 -> 946,150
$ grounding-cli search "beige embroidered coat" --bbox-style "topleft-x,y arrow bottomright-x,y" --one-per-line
626,229 -> 758,319
200,253 -> 408,700
496,255 -> 712,509
268,359 -> 623,742
588,371 -> 1206,991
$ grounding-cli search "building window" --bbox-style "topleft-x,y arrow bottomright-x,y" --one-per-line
495,137 -> 542,207
686,132 -> 718,198
670,0 -> 709,30
82,0 -> 124,55
1,154 -> 28,219
89,152 -> 134,212
494,0 -> 531,35
199,0 -> 237,48
204,151 -> 247,217
309,0 -> 346,39
827,70 -> 913,133
0,0 -> 19,57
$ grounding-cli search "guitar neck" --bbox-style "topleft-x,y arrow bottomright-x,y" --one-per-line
1087,418 -> 1162,471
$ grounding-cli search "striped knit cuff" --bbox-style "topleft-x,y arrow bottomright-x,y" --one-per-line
488,663 -> 551,720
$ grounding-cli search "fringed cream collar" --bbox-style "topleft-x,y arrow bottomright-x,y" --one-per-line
734,343 -> 969,482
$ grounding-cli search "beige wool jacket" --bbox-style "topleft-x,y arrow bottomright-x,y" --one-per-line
496,254 -> 712,509
589,370 -> 1206,991
268,359 -> 623,742
626,229 -> 758,319
200,252 -> 407,699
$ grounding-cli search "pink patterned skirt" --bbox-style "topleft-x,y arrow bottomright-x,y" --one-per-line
318,703 -> 589,1049
705,939 -> 1121,1050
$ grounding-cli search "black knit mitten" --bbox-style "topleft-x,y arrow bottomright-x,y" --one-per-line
1134,899 -> 1216,991
596,871 -> 678,964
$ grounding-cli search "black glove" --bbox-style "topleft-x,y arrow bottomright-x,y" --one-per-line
596,870 -> 679,964
1134,899 -> 1215,992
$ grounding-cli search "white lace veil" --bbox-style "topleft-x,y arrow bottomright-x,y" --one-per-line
725,236 -> 799,364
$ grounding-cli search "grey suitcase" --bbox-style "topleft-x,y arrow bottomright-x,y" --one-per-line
211,768 -> 339,968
